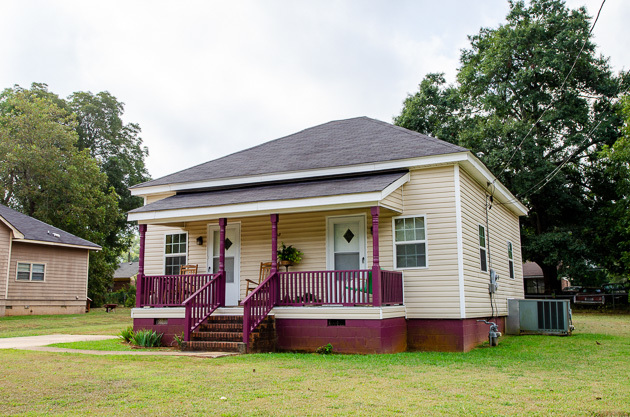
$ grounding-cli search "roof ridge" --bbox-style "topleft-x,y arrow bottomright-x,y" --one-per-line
362,117 -> 467,152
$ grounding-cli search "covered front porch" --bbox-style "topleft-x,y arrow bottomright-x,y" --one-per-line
133,207 -> 404,351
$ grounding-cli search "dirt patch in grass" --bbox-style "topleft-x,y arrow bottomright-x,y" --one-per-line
0,312 -> 628,416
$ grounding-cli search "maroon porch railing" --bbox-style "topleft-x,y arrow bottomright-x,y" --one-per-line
184,272 -> 224,341
381,270 -> 404,305
242,271 -> 278,346
278,270 -> 374,306
139,273 -> 216,307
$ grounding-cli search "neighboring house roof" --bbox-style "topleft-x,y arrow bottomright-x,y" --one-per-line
131,117 -> 468,190
522,262 -> 544,279
130,171 -> 408,220
0,204 -> 101,250
114,262 -> 139,279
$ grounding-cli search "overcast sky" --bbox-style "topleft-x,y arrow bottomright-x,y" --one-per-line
1,0 -> 628,180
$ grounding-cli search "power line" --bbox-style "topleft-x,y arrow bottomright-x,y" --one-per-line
499,0 -> 607,172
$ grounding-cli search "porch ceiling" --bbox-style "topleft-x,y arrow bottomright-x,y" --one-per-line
129,171 -> 408,223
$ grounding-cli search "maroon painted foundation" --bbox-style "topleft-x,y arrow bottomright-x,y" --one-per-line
407,317 -> 506,352
276,317 -> 407,354
134,318 -> 186,347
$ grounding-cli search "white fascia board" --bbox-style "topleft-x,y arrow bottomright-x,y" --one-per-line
130,152 -> 471,197
128,192 -> 383,223
460,154 -> 528,216
17,239 -> 101,251
0,216 -> 24,239
379,172 -> 410,200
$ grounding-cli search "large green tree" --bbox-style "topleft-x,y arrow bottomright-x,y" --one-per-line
0,84 -> 150,304
0,90 -> 121,303
396,0 -> 629,291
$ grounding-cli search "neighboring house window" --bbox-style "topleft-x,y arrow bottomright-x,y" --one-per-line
394,216 -> 427,268
479,225 -> 487,272
16,262 -> 45,281
507,241 -> 515,279
165,233 -> 187,275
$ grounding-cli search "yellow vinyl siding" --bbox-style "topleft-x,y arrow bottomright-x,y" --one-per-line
6,242 -> 88,301
381,187 -> 403,212
396,166 -> 460,319
459,168 -> 523,317
146,192 -> 175,204
144,224 -> 188,275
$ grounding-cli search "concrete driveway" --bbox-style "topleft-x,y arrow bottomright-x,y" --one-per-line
0,334 -> 235,357
0,334 -> 116,349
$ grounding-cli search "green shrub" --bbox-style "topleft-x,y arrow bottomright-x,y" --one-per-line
119,326 -> 134,343
316,343 -> 333,354
131,329 -> 163,347
105,285 -> 136,307
172,332 -> 185,349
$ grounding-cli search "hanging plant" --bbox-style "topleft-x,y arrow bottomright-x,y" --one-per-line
277,242 -> 303,265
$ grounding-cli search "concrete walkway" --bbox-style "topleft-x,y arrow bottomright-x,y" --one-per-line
0,334 -> 236,358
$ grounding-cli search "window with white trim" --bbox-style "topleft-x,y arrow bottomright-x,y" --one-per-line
165,233 -> 187,275
16,262 -> 45,281
479,225 -> 487,272
507,241 -> 515,279
394,216 -> 427,268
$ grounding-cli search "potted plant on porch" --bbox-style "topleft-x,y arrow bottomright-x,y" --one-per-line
277,242 -> 303,267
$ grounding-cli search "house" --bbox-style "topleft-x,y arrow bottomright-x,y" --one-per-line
128,117 -> 527,353
523,261 -> 571,297
113,261 -> 138,291
0,204 -> 101,316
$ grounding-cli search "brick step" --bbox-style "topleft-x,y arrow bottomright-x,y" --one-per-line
182,340 -> 246,353
199,322 -> 243,332
192,331 -> 243,342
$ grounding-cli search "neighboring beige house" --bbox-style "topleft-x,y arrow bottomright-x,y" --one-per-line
128,117 -> 527,352
113,261 -> 138,291
0,204 -> 101,316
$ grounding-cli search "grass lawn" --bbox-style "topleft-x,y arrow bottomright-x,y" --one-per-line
0,308 -> 132,338
0,312 -> 629,416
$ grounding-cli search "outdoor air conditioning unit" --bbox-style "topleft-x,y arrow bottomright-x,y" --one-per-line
506,299 -> 573,336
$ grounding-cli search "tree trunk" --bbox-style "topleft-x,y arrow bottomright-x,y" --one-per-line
540,263 -> 562,294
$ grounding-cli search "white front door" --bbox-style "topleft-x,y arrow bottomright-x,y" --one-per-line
207,224 -> 241,306
327,216 -> 367,271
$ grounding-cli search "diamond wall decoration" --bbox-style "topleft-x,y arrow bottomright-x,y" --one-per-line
343,229 -> 355,243
224,238 -> 233,250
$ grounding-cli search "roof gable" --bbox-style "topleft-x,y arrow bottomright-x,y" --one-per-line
133,117 -> 467,189
0,204 -> 101,249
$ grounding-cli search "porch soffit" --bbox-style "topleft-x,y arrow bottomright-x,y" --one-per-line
128,171 -> 409,223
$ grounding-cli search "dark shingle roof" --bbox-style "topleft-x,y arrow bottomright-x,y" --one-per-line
0,204 -> 101,249
133,117 -> 467,189
130,171 -> 408,213
114,262 -> 139,279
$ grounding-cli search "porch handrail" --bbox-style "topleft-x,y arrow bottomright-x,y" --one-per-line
278,269 -> 373,306
242,270 -> 278,347
139,273 -> 216,307
381,270 -> 404,305
183,272 -> 224,341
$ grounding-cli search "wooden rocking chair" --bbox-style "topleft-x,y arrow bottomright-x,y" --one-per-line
178,264 -> 198,303
245,262 -> 273,297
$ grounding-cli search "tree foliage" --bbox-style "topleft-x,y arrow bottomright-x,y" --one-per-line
396,0 -> 629,289
0,84 -> 150,304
